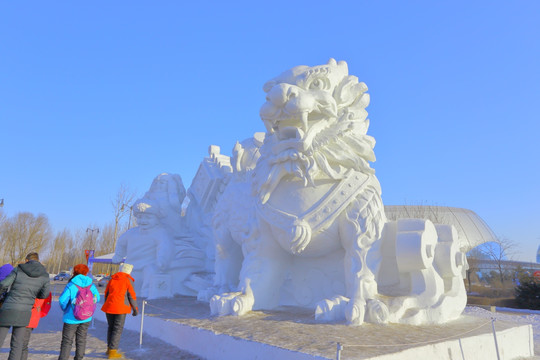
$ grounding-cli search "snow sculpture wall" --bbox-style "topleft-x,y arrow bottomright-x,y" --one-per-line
205,59 -> 469,325
184,146 -> 234,274
113,173 -> 207,299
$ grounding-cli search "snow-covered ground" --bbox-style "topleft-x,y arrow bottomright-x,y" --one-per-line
0,303 -> 201,360
1,302 -> 539,359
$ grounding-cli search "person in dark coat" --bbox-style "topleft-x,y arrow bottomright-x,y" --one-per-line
0,252 -> 50,360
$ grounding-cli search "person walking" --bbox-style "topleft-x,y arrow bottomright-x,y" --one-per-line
57,264 -> 100,360
21,292 -> 52,360
101,263 -> 138,359
0,252 -> 50,360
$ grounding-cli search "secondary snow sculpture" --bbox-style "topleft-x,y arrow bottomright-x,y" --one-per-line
142,173 -> 186,236
183,146 -> 234,273
113,173 -> 206,299
207,59 -> 468,325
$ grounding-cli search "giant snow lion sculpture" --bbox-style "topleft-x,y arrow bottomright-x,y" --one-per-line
206,59 -> 468,326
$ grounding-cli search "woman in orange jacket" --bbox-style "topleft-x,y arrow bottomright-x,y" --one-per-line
101,263 -> 138,359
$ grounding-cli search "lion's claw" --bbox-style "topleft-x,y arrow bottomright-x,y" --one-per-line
315,295 -> 349,322
210,292 -> 254,316
345,301 -> 366,325
365,298 -> 389,324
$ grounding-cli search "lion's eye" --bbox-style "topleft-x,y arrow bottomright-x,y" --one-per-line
308,78 -> 328,90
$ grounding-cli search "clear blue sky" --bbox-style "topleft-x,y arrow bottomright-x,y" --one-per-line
1,1 -> 539,261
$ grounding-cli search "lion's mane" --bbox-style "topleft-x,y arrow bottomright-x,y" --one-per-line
253,66 -> 377,203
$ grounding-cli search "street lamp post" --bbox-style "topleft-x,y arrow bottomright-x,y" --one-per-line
116,203 -> 134,251
120,203 -> 134,230
86,228 -> 99,253
86,228 -> 99,242
86,228 -> 99,273
127,205 -> 133,229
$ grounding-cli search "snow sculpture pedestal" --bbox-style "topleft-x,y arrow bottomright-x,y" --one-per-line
148,273 -> 173,299
97,296 -> 535,360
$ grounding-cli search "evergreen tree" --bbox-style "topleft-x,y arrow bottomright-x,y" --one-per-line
515,274 -> 540,310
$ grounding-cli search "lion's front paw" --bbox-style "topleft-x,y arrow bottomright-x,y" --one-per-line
315,295 -> 349,322
344,298 -> 390,325
365,298 -> 389,324
345,299 -> 366,326
210,292 -> 254,316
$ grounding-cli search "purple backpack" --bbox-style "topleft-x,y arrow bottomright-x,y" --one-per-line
72,284 -> 96,320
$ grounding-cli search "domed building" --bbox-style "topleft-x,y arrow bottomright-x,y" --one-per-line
384,205 -> 498,252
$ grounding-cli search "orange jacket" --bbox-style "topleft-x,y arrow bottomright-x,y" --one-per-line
101,272 -> 138,314
27,292 -> 52,328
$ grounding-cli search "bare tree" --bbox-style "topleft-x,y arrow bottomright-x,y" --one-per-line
63,235 -> 80,271
465,246 -> 489,292
385,202 -> 449,224
476,236 -> 517,287
64,228 -> 92,268
45,228 -> 73,274
110,184 -> 136,251
0,208 -> 6,226
98,223 -> 115,254
0,209 -> 7,262
0,212 -> 52,264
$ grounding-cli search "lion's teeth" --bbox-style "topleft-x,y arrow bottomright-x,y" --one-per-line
301,112 -> 309,133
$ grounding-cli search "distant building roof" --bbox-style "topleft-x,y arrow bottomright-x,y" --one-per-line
88,252 -> 124,264
384,205 -> 498,252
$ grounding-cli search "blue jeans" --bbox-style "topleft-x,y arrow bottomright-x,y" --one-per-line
57,321 -> 90,360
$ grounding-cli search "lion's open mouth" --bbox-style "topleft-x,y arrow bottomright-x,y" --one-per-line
277,126 -> 304,141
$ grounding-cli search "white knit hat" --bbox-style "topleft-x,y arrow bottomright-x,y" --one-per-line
119,263 -> 133,275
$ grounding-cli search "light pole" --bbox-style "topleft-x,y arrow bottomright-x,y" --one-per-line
120,203 -> 134,230
115,203 -> 133,251
127,205 -> 133,229
86,228 -> 99,241
86,228 -> 99,273
86,228 -> 99,251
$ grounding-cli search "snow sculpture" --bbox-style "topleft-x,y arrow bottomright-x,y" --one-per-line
374,220 -> 467,324
206,59 -> 468,325
113,173 -> 206,299
142,173 -> 186,236
199,133 -> 265,302
184,146 -> 234,273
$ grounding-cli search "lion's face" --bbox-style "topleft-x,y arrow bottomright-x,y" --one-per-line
260,59 -> 368,155
255,59 -> 377,204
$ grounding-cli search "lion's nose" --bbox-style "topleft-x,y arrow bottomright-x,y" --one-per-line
267,83 -> 299,107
